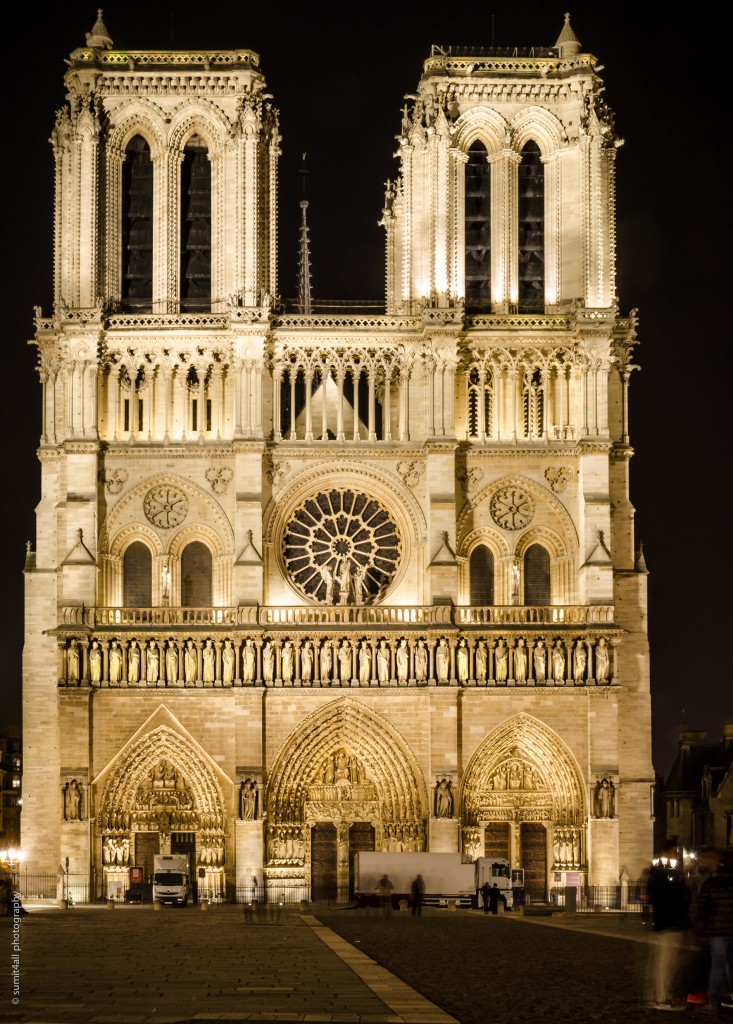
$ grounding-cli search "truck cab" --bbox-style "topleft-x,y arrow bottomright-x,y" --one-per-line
152,854 -> 191,906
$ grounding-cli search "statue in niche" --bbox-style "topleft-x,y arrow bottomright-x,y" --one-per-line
238,639 -> 252,682
184,639 -> 197,684
358,640 -> 371,682
146,640 -> 159,683
573,639 -> 587,681
494,639 -> 508,682
593,778 -> 615,818
262,640 -> 274,682
376,639 -> 390,682
338,640 -> 352,682
552,640 -> 565,681
475,641 -> 487,681
456,638 -> 468,681
534,639 -> 547,681
109,641 -> 122,683
202,639 -> 215,682
67,639 -> 80,683
595,638 -> 610,682
128,640 -> 140,683
415,639 -> 428,681
319,640 -> 332,682
63,779 -> 82,820
89,640 -> 102,683
435,777 -> 454,818
240,778 -> 257,820
166,640 -> 179,684
513,639 -> 527,682
435,638 -> 449,682
282,640 -> 294,682
301,640 -> 313,681
396,639 -> 409,682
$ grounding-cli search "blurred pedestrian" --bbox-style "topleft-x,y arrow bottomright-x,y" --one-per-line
646,838 -> 690,1011
375,874 -> 394,917
411,873 -> 424,917
686,847 -> 719,1006
697,849 -> 733,1013
481,880 -> 491,914
489,882 -> 502,915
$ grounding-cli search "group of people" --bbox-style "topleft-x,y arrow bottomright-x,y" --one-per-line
646,838 -> 733,1012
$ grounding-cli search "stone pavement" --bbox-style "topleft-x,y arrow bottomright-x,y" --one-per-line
0,901 -> 723,1024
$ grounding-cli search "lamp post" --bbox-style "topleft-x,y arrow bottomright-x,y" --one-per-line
0,847 -> 24,896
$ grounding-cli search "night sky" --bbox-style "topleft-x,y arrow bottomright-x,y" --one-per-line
3,4 -> 725,779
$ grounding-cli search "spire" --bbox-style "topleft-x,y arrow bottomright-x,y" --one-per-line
555,13 -> 581,58
86,9 -> 113,50
296,154 -> 313,314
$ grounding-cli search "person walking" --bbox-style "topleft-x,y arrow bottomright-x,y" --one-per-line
375,874 -> 394,917
411,873 -> 425,917
686,847 -> 720,1007
480,880 -> 491,914
697,849 -> 733,1014
646,838 -> 691,1011
488,882 -> 502,915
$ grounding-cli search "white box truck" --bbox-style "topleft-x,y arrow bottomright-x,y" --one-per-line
476,857 -> 513,908
353,851 -> 476,908
153,854 -> 191,906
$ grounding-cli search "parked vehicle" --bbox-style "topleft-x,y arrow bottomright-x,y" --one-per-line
152,854 -> 191,906
353,852 -> 476,908
476,857 -> 514,908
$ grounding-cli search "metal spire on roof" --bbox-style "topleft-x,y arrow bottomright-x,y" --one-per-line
296,154 -> 313,314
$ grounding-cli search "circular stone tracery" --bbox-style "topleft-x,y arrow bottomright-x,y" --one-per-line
283,489 -> 401,604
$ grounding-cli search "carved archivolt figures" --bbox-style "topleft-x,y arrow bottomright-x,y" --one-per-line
593,777 -> 616,818
63,779 -> 83,820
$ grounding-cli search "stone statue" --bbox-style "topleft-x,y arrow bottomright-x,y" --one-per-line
396,639 -> 409,682
456,639 -> 468,681
224,639 -> 237,683
146,640 -> 159,683
63,779 -> 82,821
376,640 -> 390,682
494,640 -> 508,682
240,778 -> 257,820
337,557 -> 351,605
127,640 -> 140,683
595,638 -> 610,682
184,640 -> 197,684
165,640 -> 179,684
435,777 -> 453,818
358,640 -> 371,682
594,777 -> 615,818
414,639 -> 428,682
300,640 -> 313,681
338,640 -> 352,682
352,562 -> 368,604
435,638 -> 449,682
108,641 -> 122,683
319,641 -> 332,682
202,639 -> 215,682
573,640 -> 586,681
552,640 -> 565,682
533,639 -> 547,681
475,641 -> 487,681
262,641 -> 274,682
513,639 -> 527,682
89,640 -> 102,683
67,639 -> 80,683
282,641 -> 294,682
320,563 -> 334,604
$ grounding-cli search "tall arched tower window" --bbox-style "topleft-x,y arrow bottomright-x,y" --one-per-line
121,136 -> 153,311
464,141 -> 491,312
518,140 -> 544,313
180,140 -> 211,311
181,541 -> 212,607
469,545 -> 494,605
523,543 -> 550,605
123,541 -> 152,606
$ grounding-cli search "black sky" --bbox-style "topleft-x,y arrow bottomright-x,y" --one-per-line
3,3 -> 725,778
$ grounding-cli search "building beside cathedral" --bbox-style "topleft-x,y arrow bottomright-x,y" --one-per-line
22,11 -> 653,902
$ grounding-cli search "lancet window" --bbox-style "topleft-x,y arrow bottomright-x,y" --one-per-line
517,141 -> 545,313
180,140 -> 211,311
123,541 -> 152,606
464,141 -> 491,311
121,136 -> 153,311
181,542 -> 212,607
523,543 -> 550,605
469,545 -> 494,606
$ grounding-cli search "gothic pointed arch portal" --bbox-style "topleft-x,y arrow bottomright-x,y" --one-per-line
461,713 -> 586,896
96,724 -> 228,899
266,697 -> 429,898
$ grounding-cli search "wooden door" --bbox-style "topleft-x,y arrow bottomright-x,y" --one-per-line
520,822 -> 547,900
483,821 -> 510,860
134,832 -> 160,901
311,823 -> 337,901
348,822 -> 375,898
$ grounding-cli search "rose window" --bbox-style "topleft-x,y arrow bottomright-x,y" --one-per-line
283,489 -> 401,604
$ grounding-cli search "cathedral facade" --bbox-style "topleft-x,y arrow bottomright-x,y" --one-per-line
22,12 -> 653,902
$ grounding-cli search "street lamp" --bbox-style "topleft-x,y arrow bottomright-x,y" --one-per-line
0,847 -> 24,894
